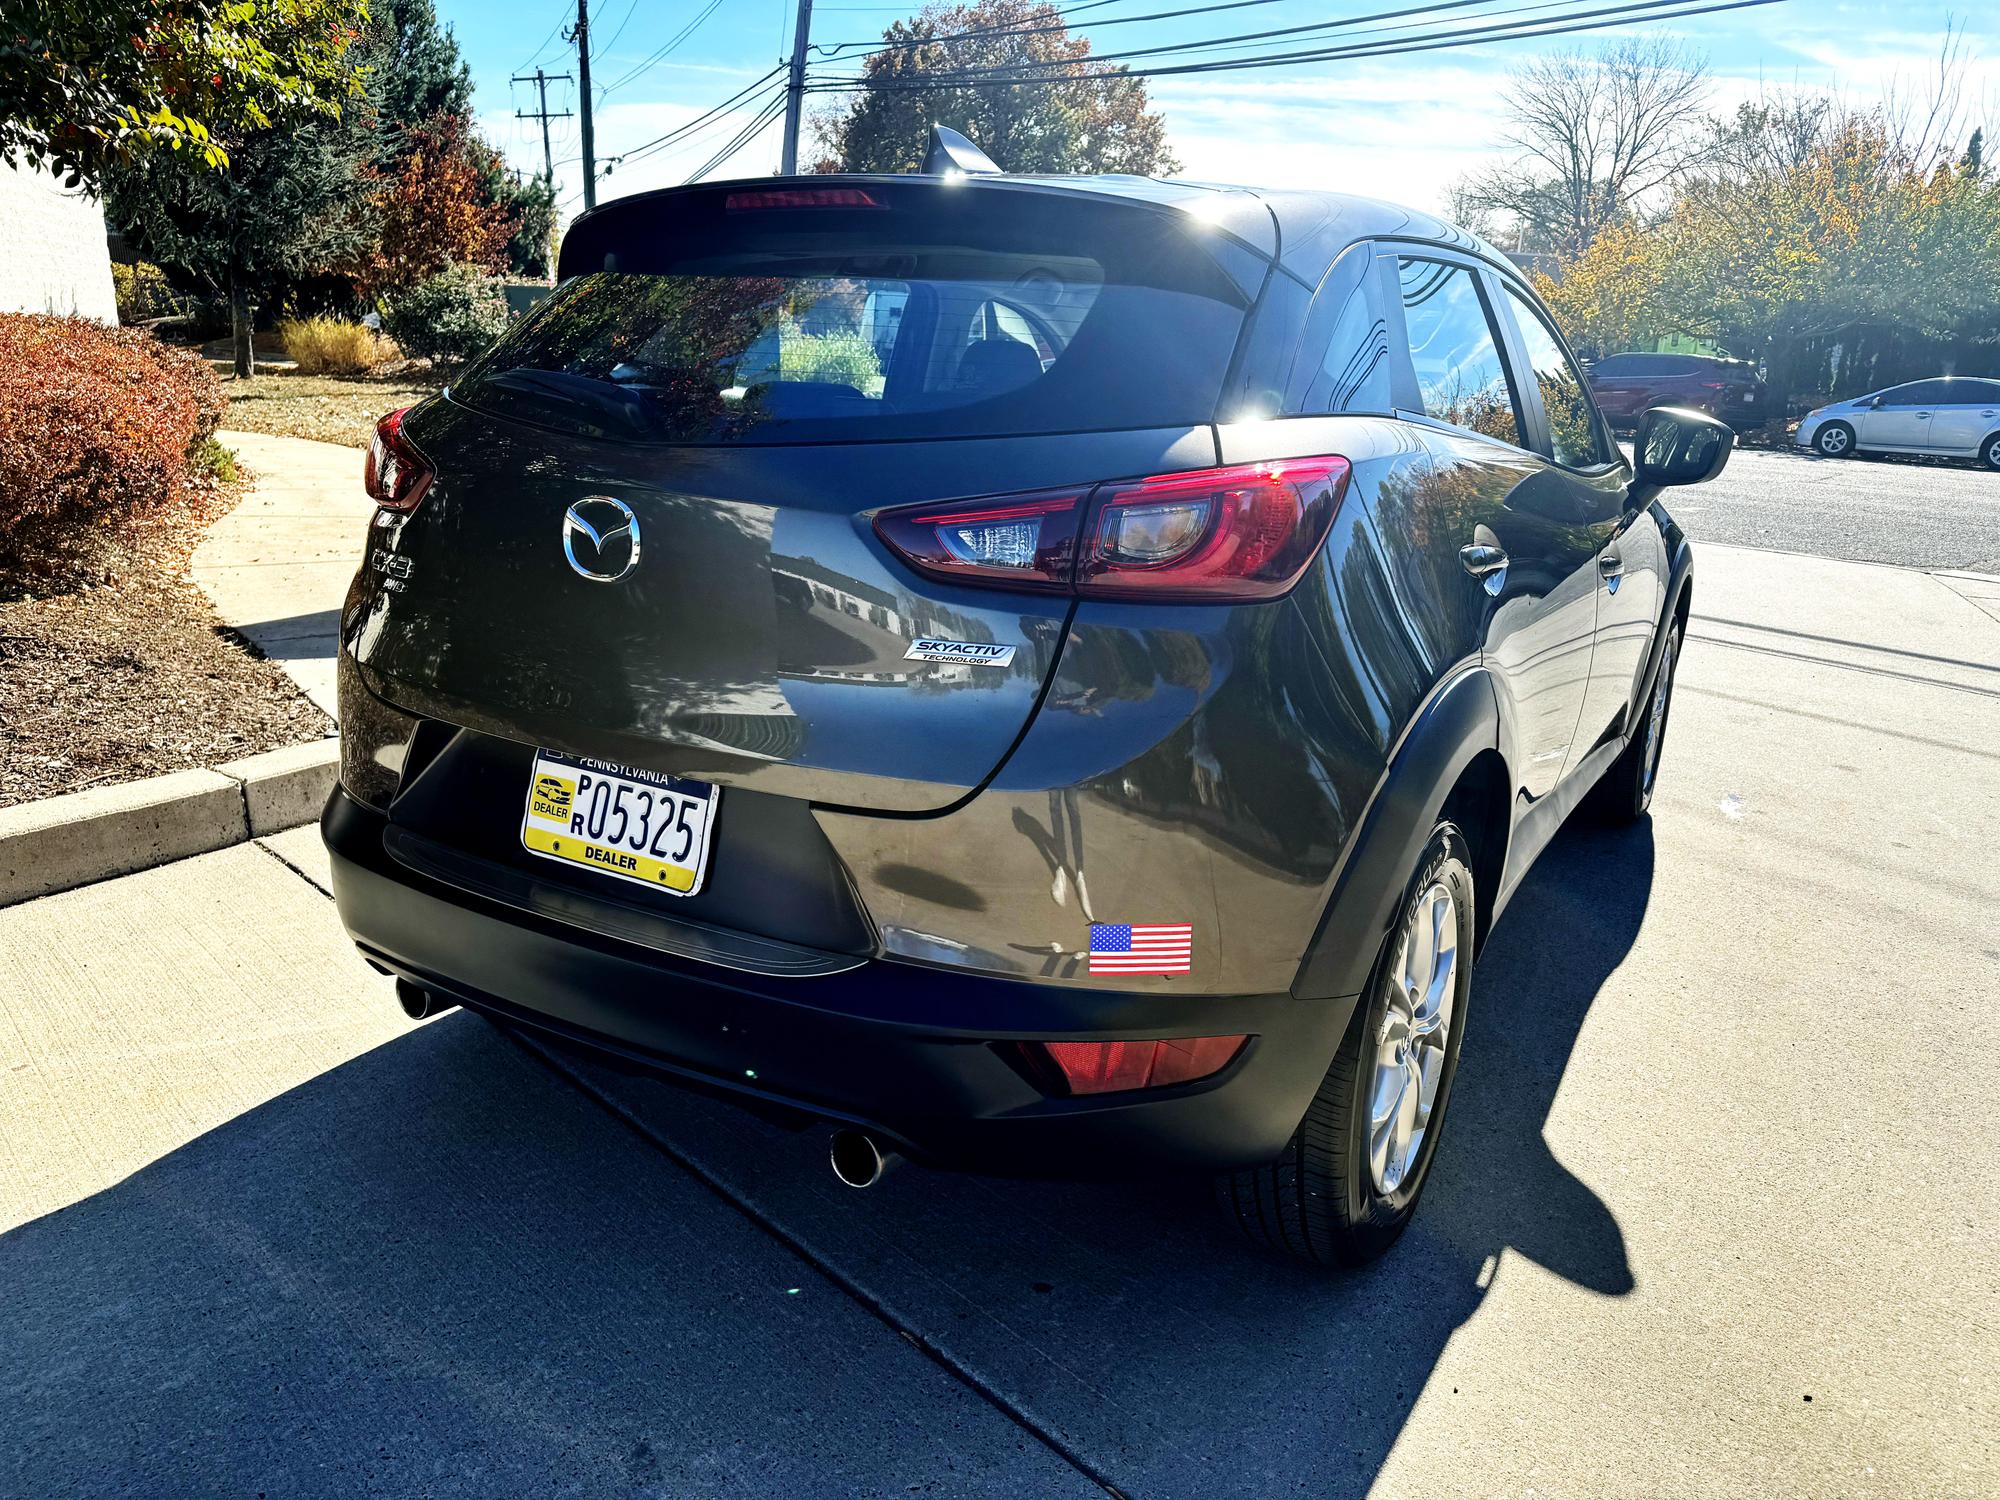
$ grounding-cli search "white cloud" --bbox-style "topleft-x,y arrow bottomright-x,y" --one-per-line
1148,60 -> 1518,215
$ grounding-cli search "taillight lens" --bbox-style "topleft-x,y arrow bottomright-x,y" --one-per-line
872,456 -> 1348,603
364,406 -> 434,513
872,486 -> 1086,592
1025,1036 -> 1248,1096
1079,457 -> 1348,601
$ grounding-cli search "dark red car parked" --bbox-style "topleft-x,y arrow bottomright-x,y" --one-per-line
1588,352 -> 1768,430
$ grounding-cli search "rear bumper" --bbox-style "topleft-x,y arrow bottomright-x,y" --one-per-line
323,786 -> 1358,1176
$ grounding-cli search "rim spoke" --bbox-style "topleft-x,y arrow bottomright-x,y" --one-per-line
1370,1058 -> 1406,1130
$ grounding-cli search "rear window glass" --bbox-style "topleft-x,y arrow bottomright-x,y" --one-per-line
452,190 -> 1250,445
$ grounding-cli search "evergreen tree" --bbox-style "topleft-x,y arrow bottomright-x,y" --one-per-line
105,108 -> 374,374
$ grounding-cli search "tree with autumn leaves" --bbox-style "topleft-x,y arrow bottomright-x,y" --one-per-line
812,0 -> 1177,176
83,0 -> 547,373
1534,99 -> 2000,404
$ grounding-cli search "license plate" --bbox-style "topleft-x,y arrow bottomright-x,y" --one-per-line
520,750 -> 718,897
1742,391 -> 1756,403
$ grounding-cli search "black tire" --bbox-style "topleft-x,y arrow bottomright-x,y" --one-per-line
1980,432 -> 2000,472
1218,823 -> 1476,1267
1814,420 -> 1856,458
1591,619 -> 1681,823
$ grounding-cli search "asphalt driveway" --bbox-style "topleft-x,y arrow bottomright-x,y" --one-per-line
3,542 -> 1995,1497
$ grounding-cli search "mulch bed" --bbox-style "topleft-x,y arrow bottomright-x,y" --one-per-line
0,467 -> 333,811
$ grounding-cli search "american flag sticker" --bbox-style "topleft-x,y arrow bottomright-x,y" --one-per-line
1088,923 -> 1193,975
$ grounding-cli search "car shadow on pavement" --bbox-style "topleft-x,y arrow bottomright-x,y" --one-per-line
0,820 -> 1648,1498
218,607 -> 342,660
531,815 -> 1653,1497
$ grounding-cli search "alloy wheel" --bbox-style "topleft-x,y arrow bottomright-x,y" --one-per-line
1368,882 -> 1459,1194
1819,427 -> 1850,455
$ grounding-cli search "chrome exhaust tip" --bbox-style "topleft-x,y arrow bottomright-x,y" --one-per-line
829,1129 -> 898,1189
395,978 -> 456,1021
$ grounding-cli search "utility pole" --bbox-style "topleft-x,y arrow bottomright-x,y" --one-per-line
512,67 -> 573,183
571,0 -> 597,209
780,0 -> 813,175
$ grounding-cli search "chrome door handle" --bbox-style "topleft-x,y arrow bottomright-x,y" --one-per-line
1460,542 -> 1508,597
1599,550 -> 1624,578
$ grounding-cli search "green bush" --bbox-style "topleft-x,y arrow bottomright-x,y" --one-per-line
382,264 -> 509,366
777,317 -> 883,391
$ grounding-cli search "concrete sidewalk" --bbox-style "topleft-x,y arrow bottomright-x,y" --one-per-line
193,429 -> 367,717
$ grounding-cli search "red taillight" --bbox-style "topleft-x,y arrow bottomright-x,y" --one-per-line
1027,1036 -> 1248,1096
871,456 -> 1349,603
725,188 -> 882,211
364,406 -> 434,514
1080,457 -> 1348,601
1698,381 -> 1727,390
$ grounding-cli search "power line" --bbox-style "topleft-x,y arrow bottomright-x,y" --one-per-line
596,0 -> 642,59
599,0 -> 730,97
600,67 -> 790,168
687,93 -> 790,182
805,0 -> 1793,90
813,0 -> 1351,55
616,86 -> 790,172
519,0 -> 574,70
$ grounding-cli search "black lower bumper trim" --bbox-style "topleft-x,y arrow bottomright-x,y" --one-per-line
326,786 -> 1358,1176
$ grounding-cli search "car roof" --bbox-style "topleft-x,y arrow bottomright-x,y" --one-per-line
575,171 -> 1517,289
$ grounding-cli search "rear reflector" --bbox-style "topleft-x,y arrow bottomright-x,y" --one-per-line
1028,1036 -> 1248,1096
725,188 -> 883,210
364,406 -> 435,513
873,457 -> 1349,602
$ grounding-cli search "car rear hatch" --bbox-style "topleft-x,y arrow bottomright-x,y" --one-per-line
347,178 -> 1264,814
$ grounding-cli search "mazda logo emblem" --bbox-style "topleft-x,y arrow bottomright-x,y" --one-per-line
561,496 -> 640,583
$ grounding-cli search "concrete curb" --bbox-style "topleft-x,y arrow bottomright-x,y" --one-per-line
0,738 -> 339,907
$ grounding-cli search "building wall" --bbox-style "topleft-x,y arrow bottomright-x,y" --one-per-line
0,157 -> 118,322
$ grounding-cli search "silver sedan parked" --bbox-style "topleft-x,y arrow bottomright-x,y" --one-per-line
1797,376 -> 2000,468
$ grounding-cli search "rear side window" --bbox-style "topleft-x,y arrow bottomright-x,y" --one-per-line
452,189 -> 1250,445
1503,286 -> 1611,469
1295,252 -> 1394,414
1396,258 -> 1520,446
1878,382 -> 1935,406
1599,354 -> 1661,376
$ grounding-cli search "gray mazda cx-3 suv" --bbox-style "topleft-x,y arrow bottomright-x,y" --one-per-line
324,171 -> 1728,1265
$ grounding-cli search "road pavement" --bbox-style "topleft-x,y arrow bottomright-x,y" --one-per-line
3,543 -> 1996,1497
1669,445 -> 2000,572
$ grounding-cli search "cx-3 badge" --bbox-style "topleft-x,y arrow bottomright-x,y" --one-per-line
562,496 -> 640,583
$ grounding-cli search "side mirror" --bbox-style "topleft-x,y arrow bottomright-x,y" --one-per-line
1633,405 -> 1732,488
1867,395 -> 1885,409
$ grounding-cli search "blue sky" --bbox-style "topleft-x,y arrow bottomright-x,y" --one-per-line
439,0 -> 1994,219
